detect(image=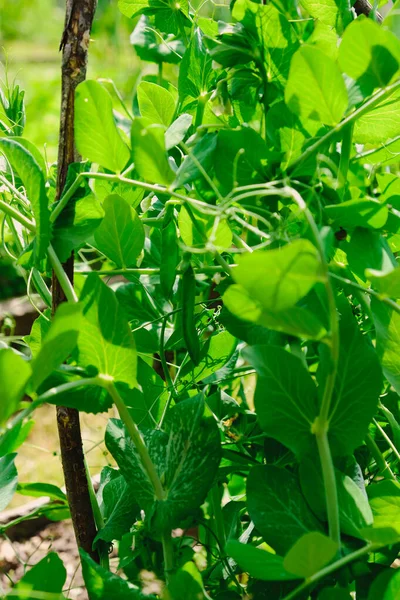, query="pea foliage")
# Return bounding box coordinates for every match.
[2,1,400,598]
